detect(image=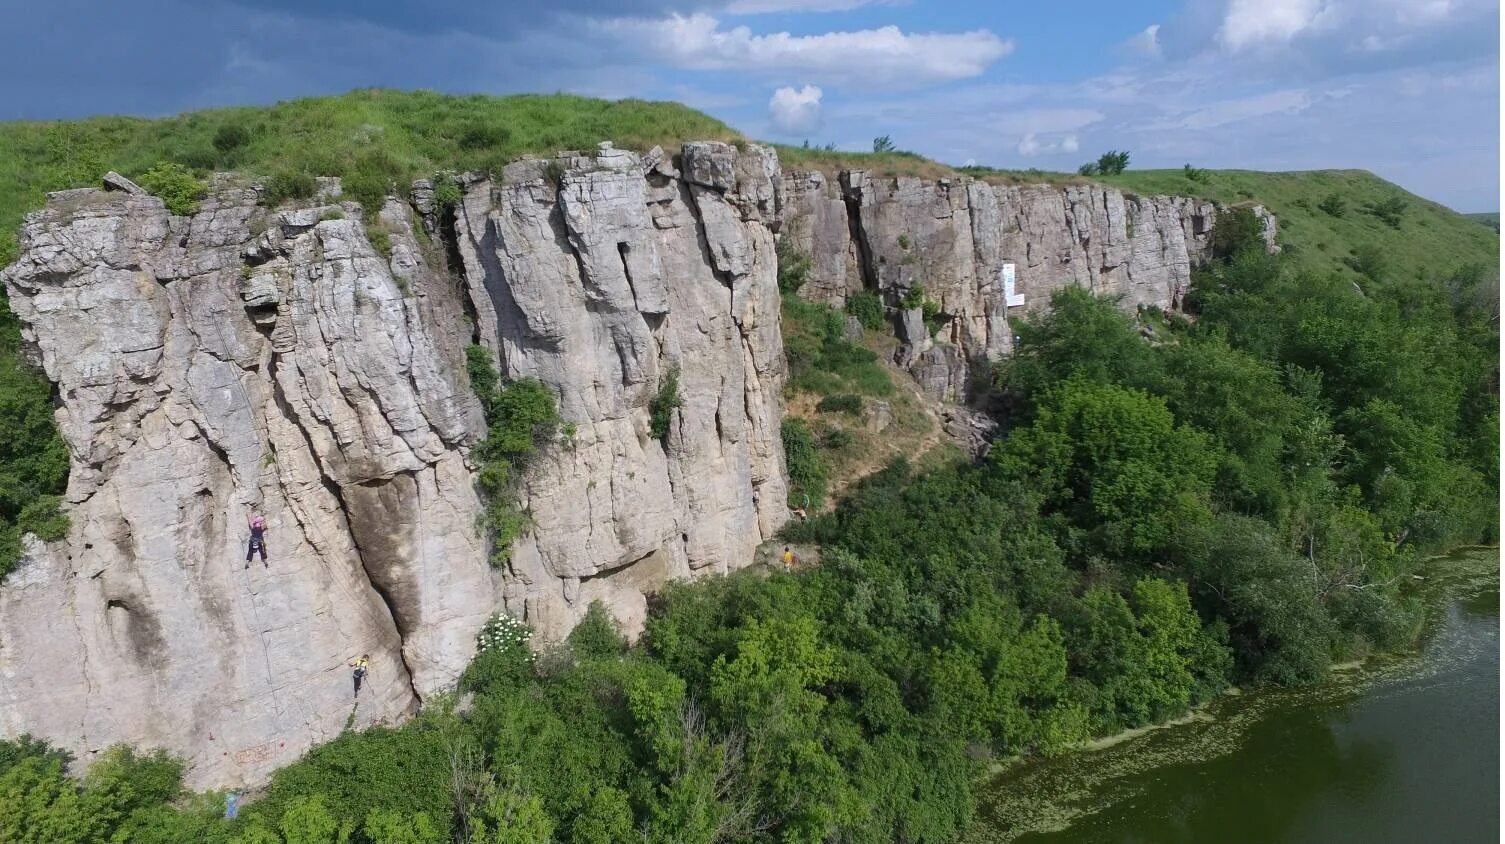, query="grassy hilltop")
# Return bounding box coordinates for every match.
[1099,168,1499,285]
[0,90,738,264]
[3,90,1496,280]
